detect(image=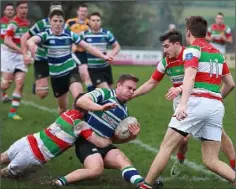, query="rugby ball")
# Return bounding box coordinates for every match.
[114,117,139,140]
